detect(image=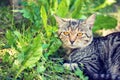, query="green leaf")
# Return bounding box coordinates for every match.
[16,52,24,64]
[6,30,16,46]
[15,46,42,79]
[40,5,47,27]
[75,68,88,80]
[52,0,58,13]
[54,64,64,73]
[40,6,51,37]
[14,34,43,79]
[56,0,70,17]
[47,38,62,56]
[71,0,83,18]
[14,31,22,40]
[20,9,32,19]
[37,64,46,73]
[93,15,117,32]
[2,52,10,63]
[42,44,49,49]
[46,25,53,37]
